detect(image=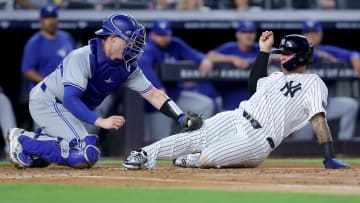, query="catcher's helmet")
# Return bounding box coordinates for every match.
[95,13,146,70]
[272,34,313,71]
